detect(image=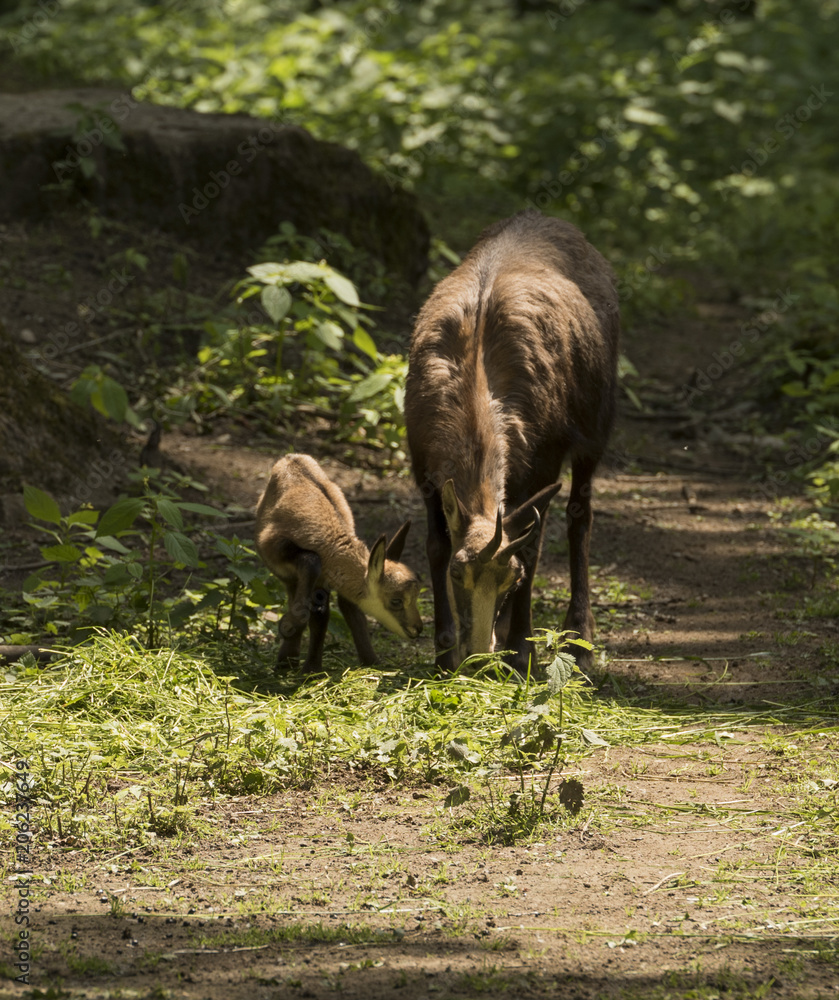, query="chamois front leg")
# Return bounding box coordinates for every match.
[337,595,377,666]
[426,492,456,670]
[276,550,322,668]
[498,520,547,674]
[563,457,596,671]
